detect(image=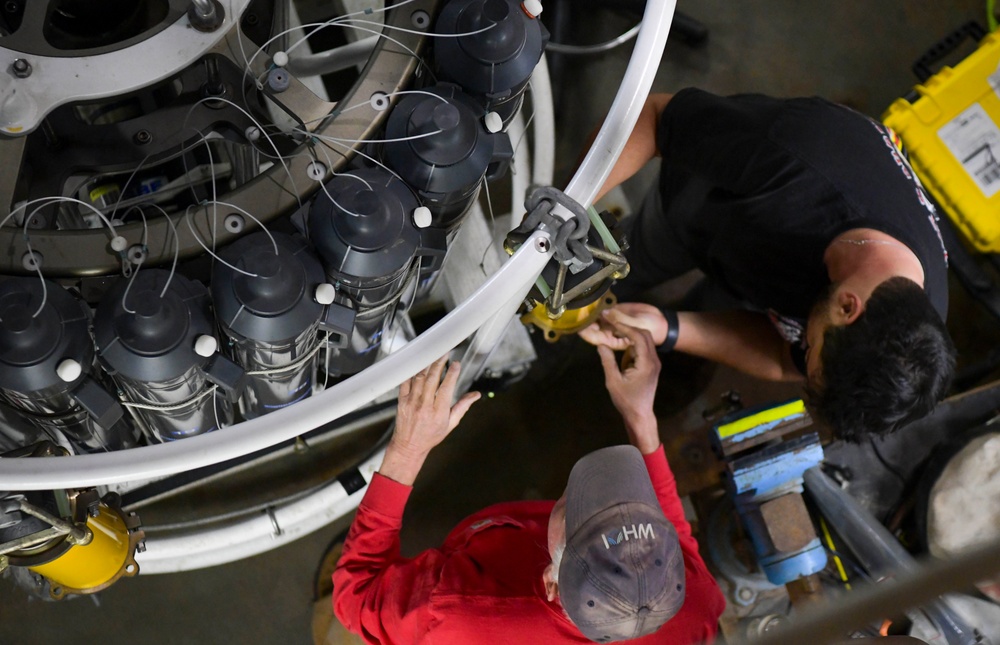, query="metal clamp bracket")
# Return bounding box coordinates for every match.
[513,186,594,267]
